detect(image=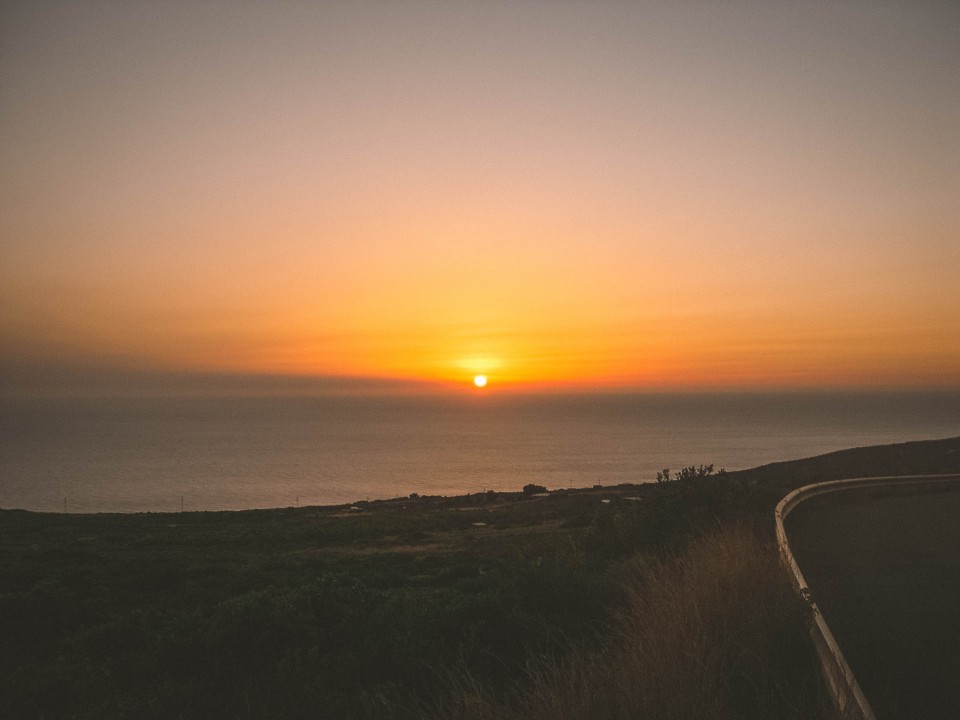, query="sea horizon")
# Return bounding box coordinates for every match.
[3,389,958,515]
